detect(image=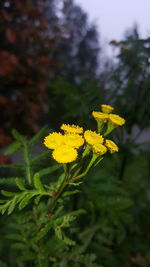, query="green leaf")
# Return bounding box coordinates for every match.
[63,190,80,197]
[54,226,63,240]
[0,177,19,185]
[54,224,75,245]
[67,209,86,217]
[0,163,24,169]
[29,127,47,147]
[53,205,64,218]
[18,194,34,210]
[12,242,26,250]
[33,173,44,191]
[15,178,26,191]
[12,129,25,143]
[34,222,53,241]
[55,173,65,190]
[39,164,61,176]
[6,234,24,241]
[0,200,6,203]
[21,250,35,261]
[8,196,17,215]
[34,195,42,205]
[0,202,10,214]
[4,141,22,155]
[69,181,83,186]
[63,234,76,246]
[1,190,16,197]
